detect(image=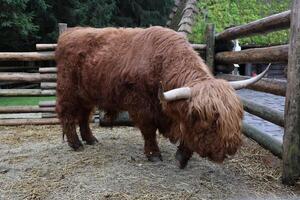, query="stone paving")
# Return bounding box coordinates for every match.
[237,89,285,143]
